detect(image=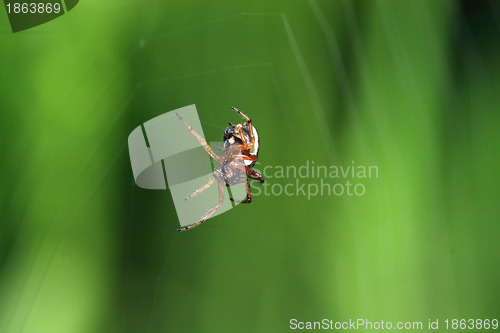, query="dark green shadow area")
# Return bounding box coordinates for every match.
[64,0,78,12]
